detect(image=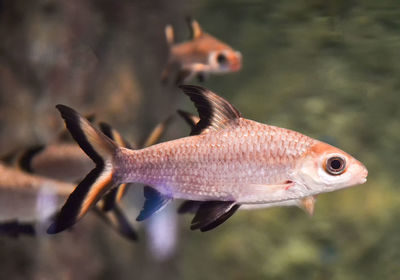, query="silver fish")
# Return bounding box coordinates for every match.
[48,85,367,233]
